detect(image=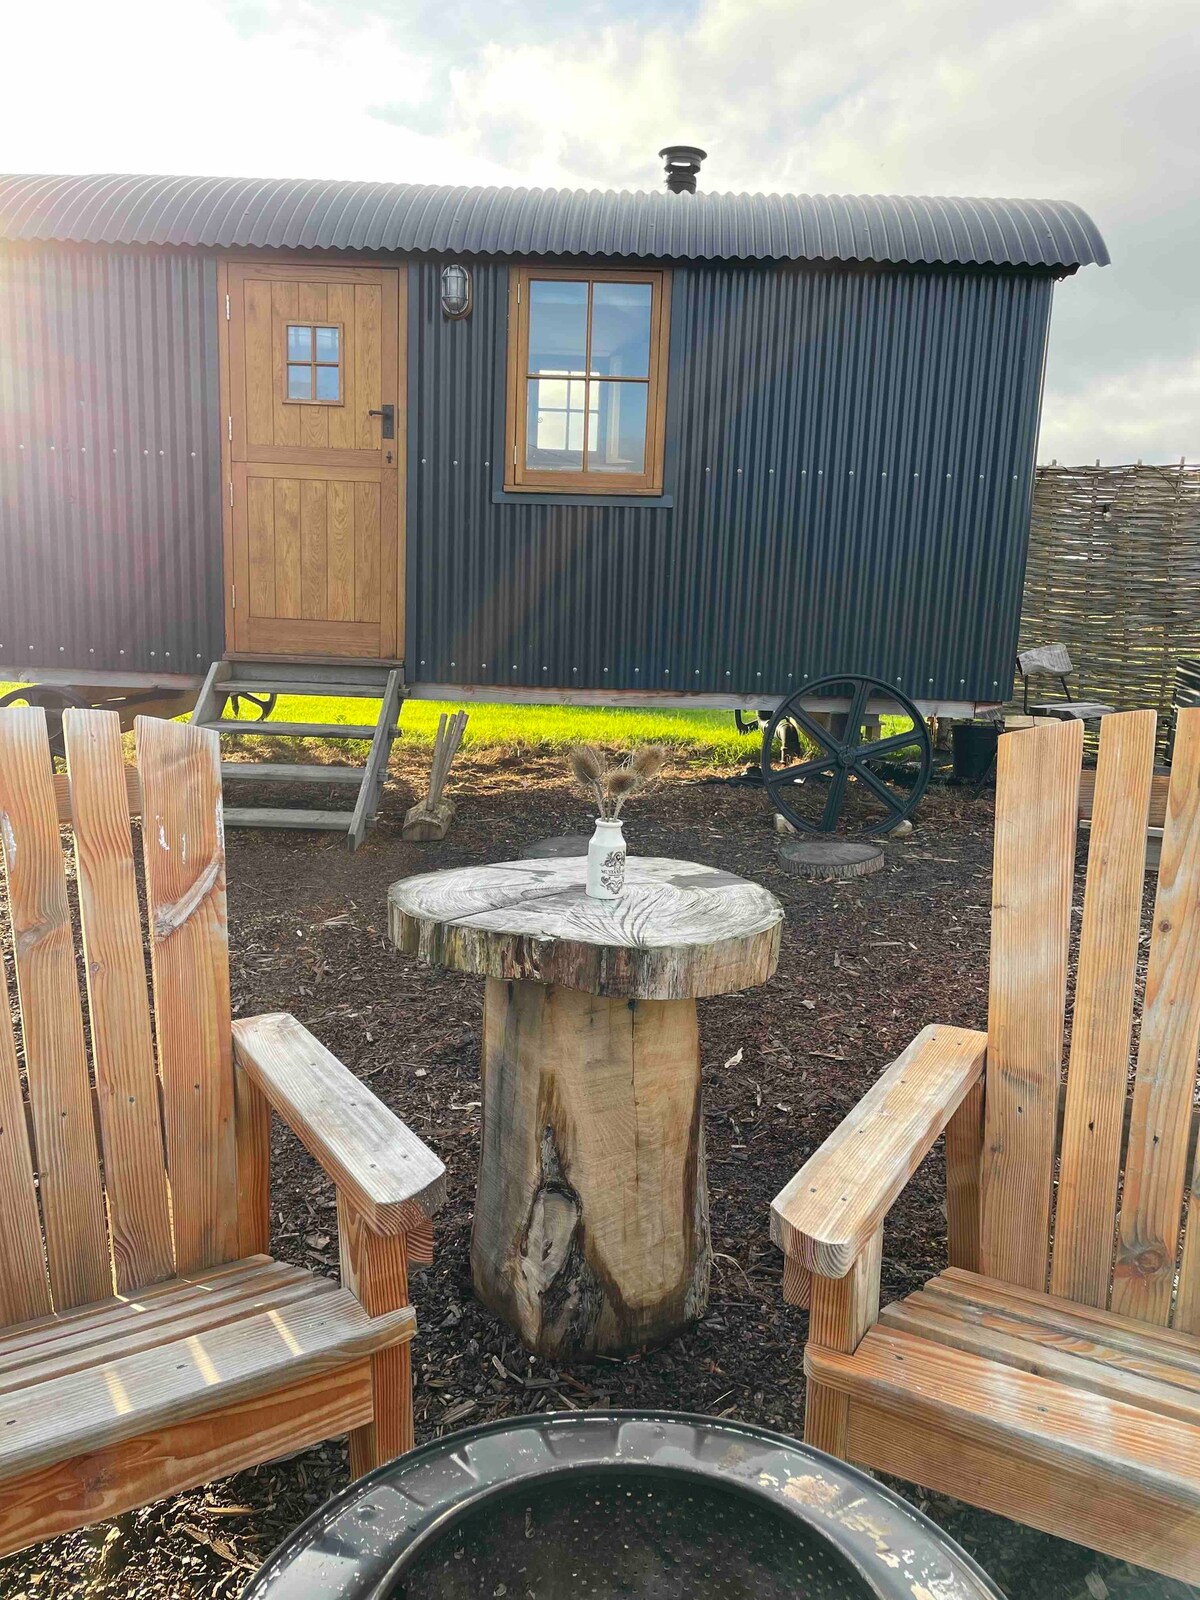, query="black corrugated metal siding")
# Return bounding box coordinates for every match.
[0,174,1109,271]
[409,259,1052,702]
[0,245,223,676]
